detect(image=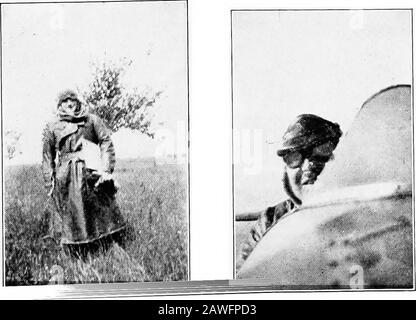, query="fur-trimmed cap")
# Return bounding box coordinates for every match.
[56,89,80,107]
